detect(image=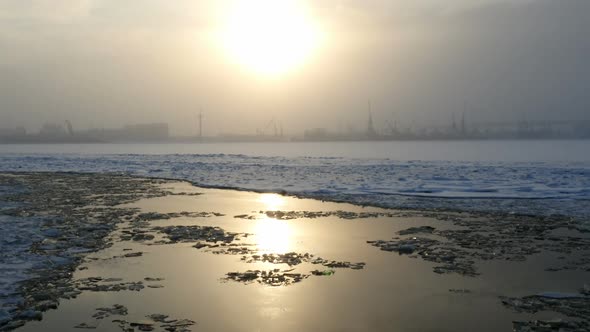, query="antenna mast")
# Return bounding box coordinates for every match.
[198,109,203,139]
